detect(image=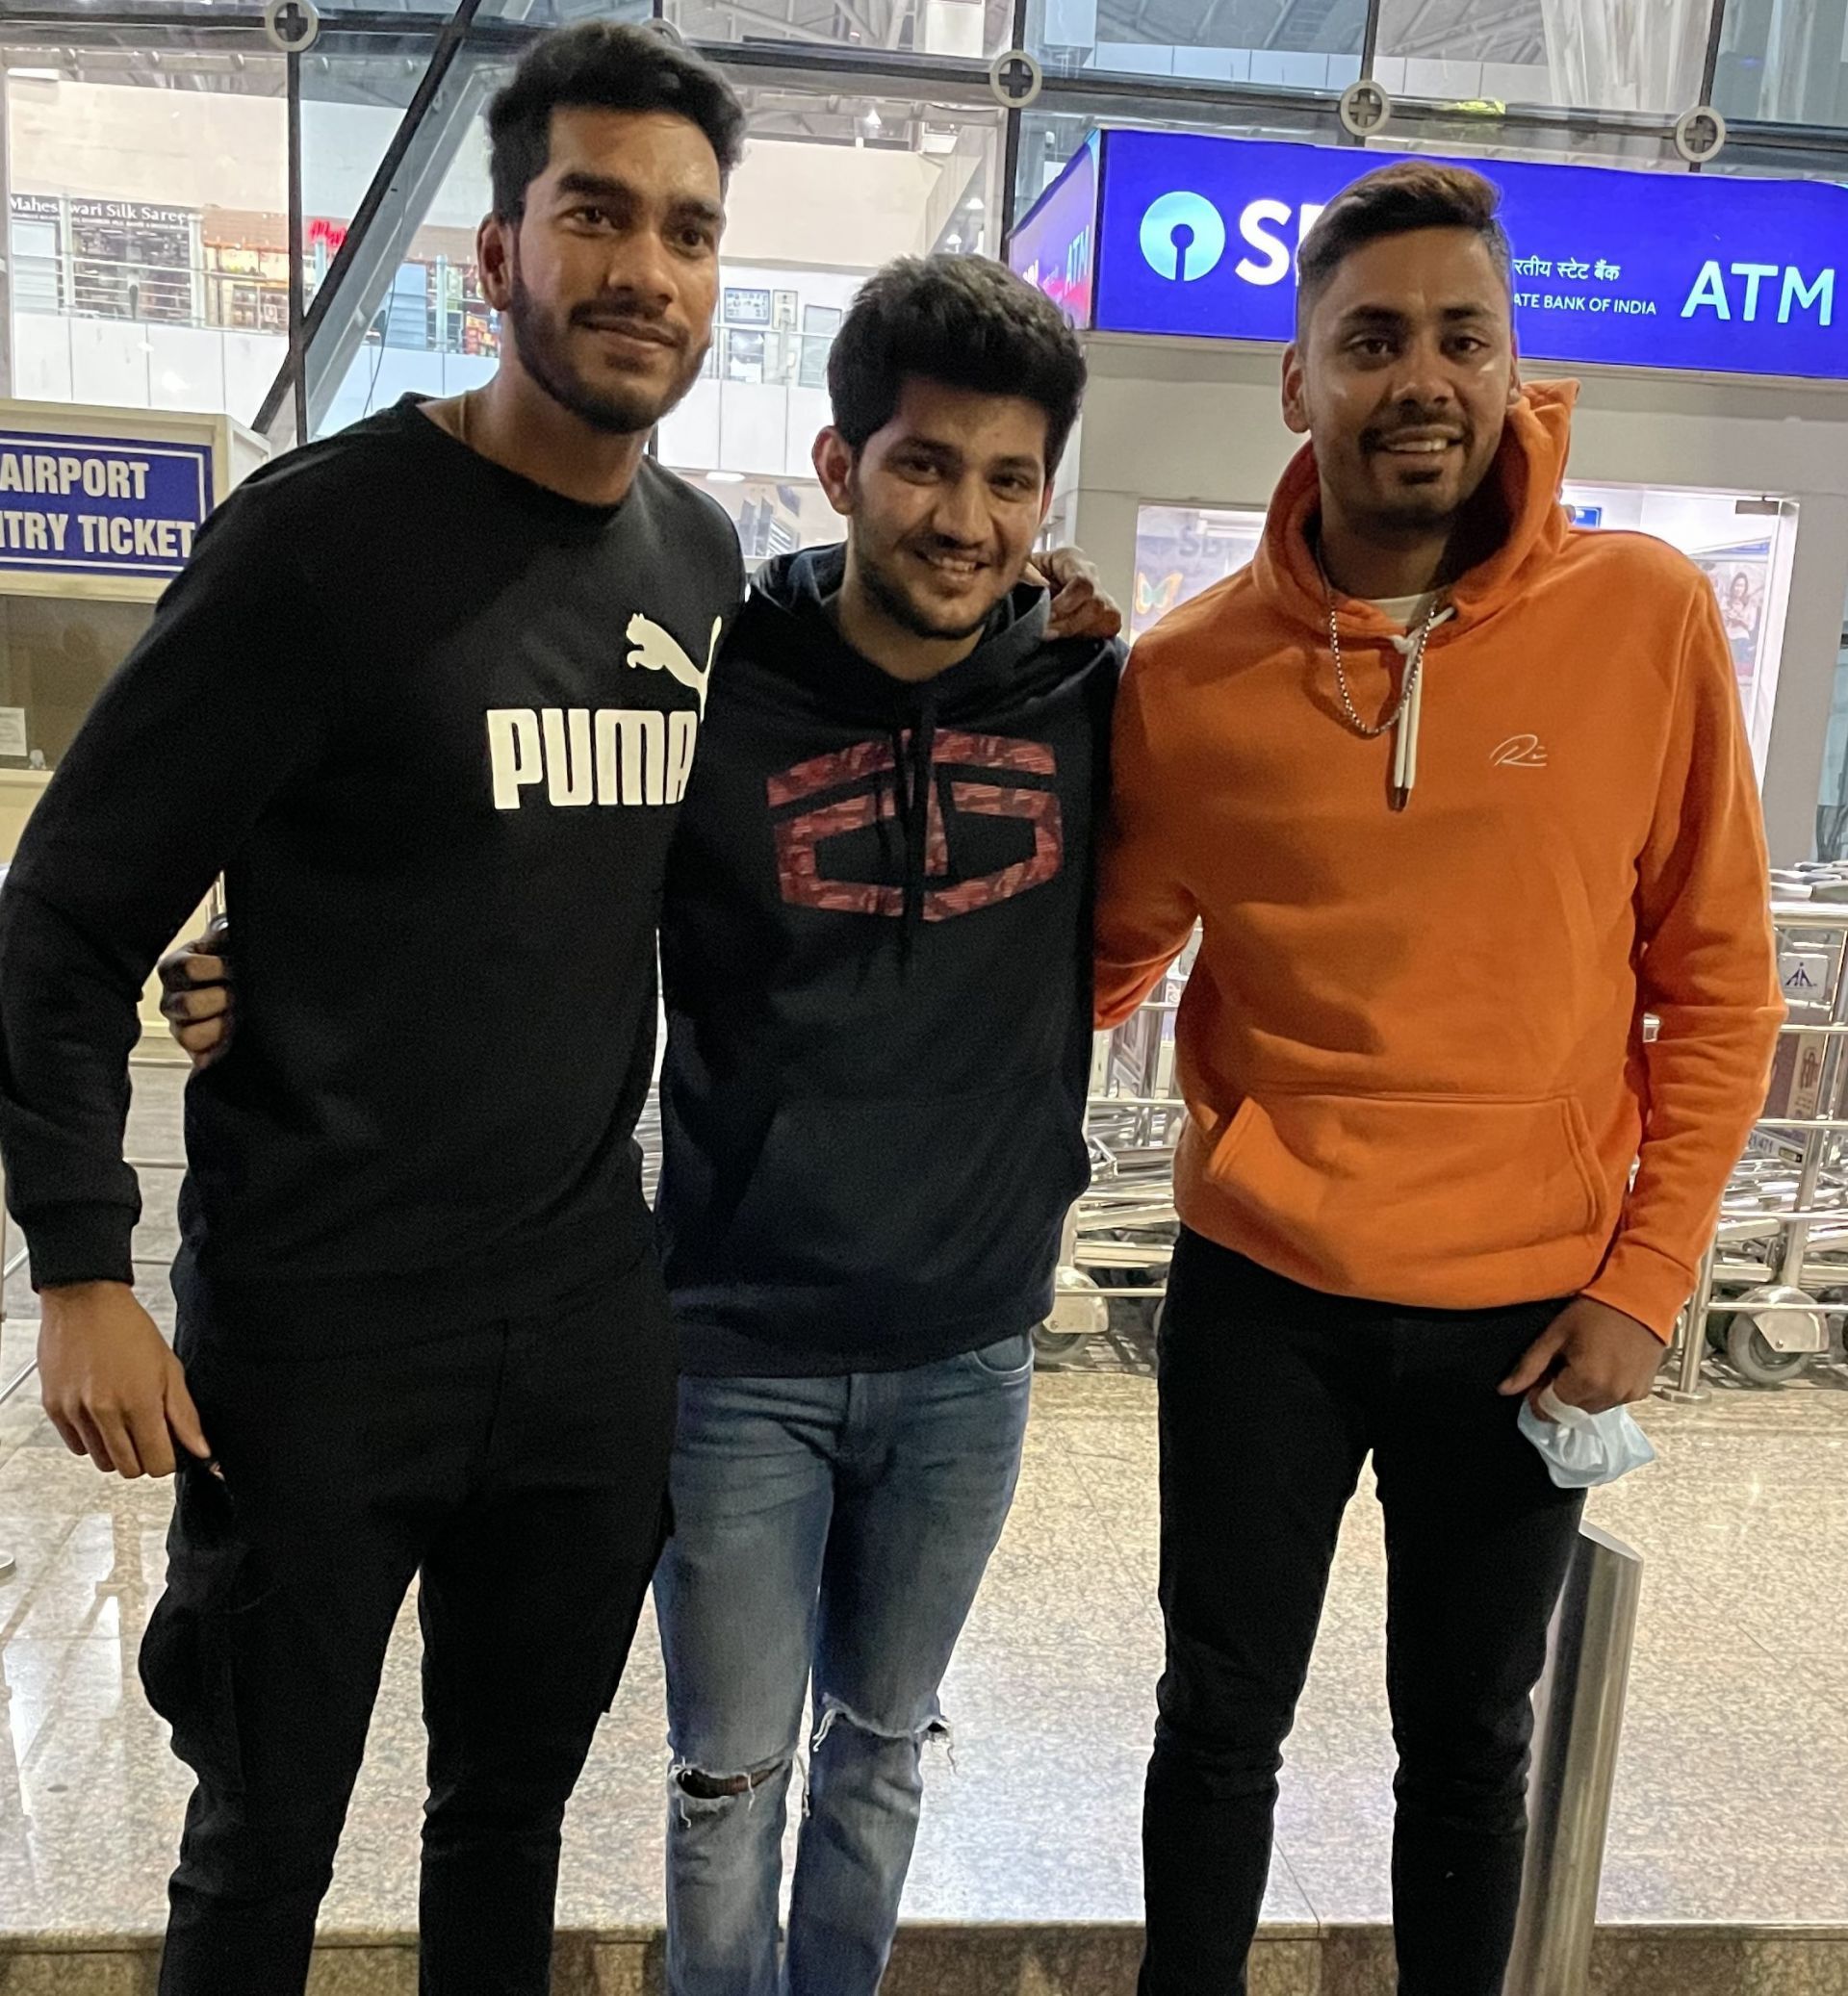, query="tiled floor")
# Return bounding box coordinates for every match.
[1,1060,1845,1975]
